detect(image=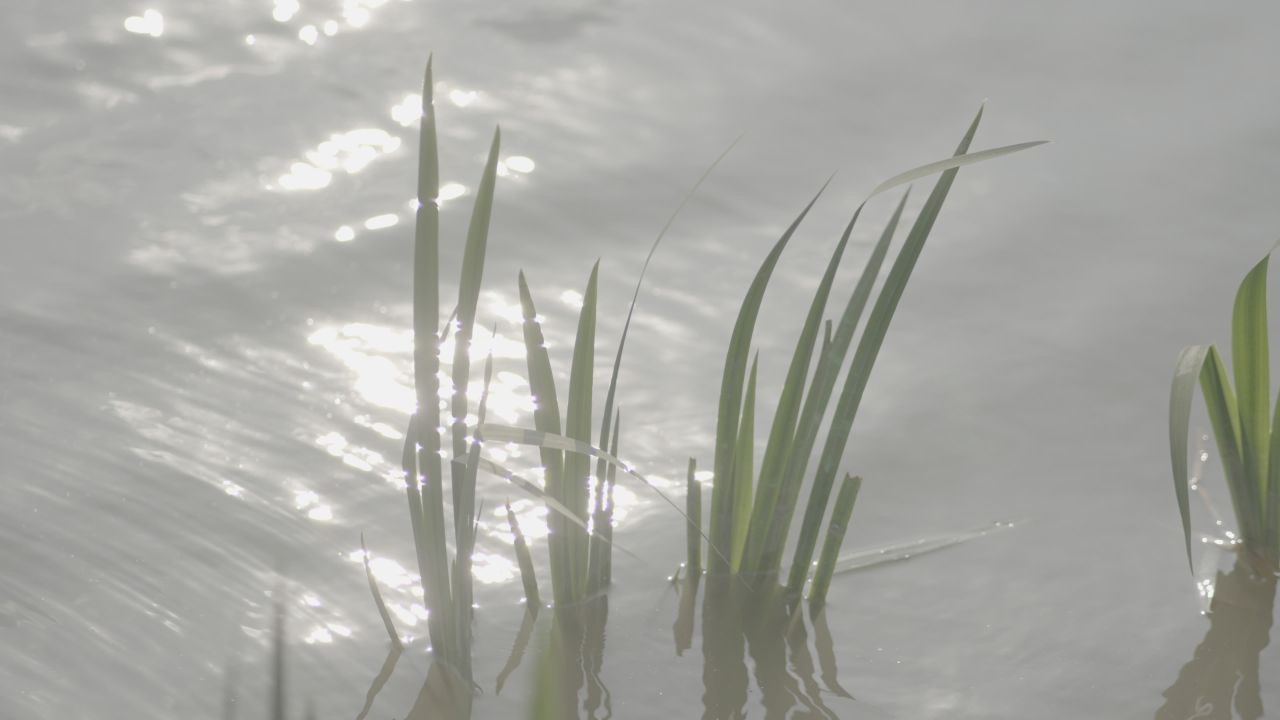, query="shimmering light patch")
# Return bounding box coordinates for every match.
[438,182,467,205]
[298,24,319,45]
[471,552,518,585]
[222,481,245,498]
[354,414,402,439]
[364,213,399,230]
[309,323,414,412]
[559,290,584,309]
[493,500,550,542]
[273,0,300,22]
[694,470,714,482]
[367,556,415,589]
[389,603,418,627]
[276,129,401,191]
[314,431,388,474]
[295,490,320,509]
[308,505,334,521]
[244,34,256,45]
[323,20,339,35]
[304,626,334,644]
[124,9,164,37]
[341,0,388,27]
[334,225,356,242]
[505,155,535,173]
[302,593,322,608]
[391,94,422,127]
[448,89,478,108]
